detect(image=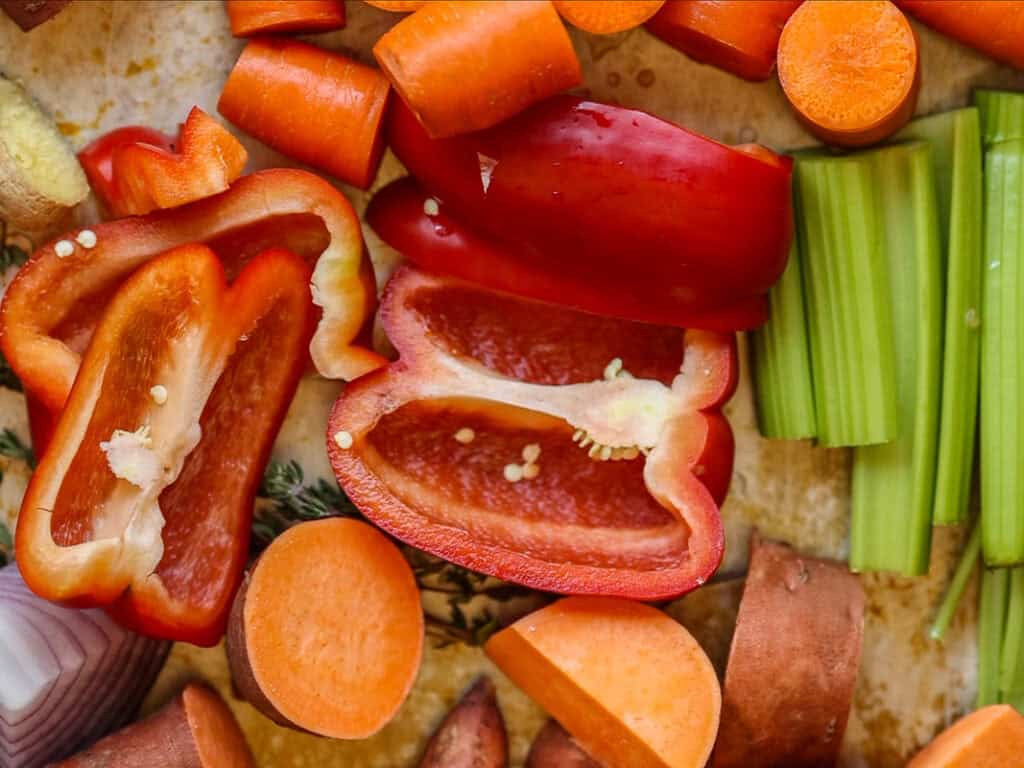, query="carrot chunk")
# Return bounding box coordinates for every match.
[218,39,390,189]
[908,705,1024,768]
[373,0,581,138]
[225,0,345,36]
[226,518,423,739]
[486,596,720,768]
[554,1,665,34]
[896,1,1024,70]
[777,0,920,147]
